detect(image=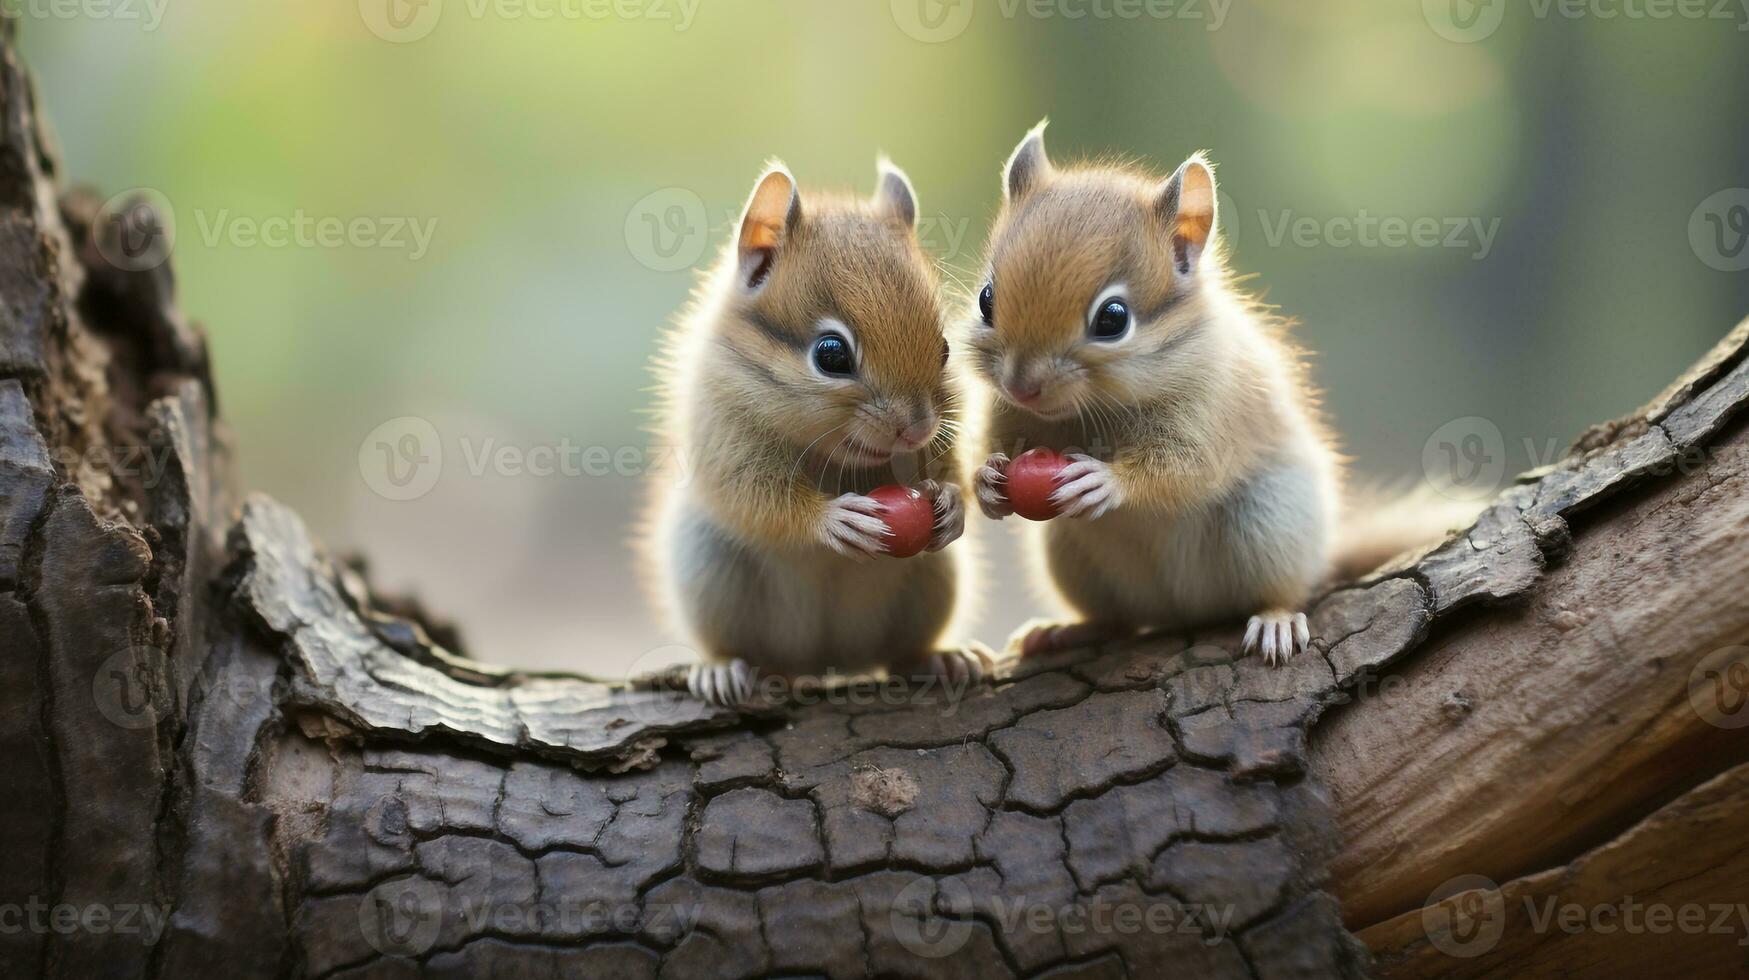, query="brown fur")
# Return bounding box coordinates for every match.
[965,150,1319,515]
[966,126,1342,642]
[640,161,973,674]
[651,170,963,548]
[966,125,1468,644]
